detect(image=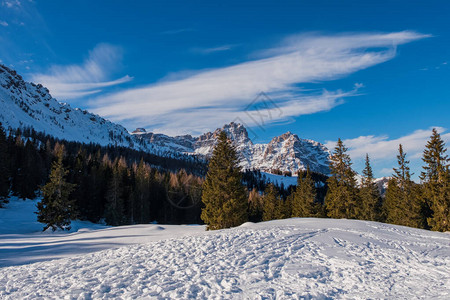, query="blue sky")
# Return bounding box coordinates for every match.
[1,0,449,178]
